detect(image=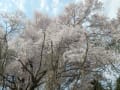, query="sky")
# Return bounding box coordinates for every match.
[0,0,120,18]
